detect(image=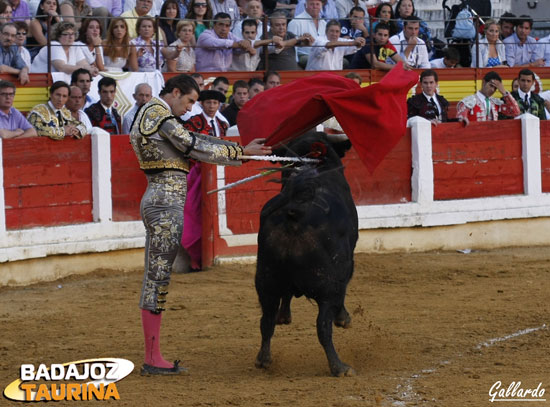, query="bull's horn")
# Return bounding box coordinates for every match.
[325,134,349,142]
